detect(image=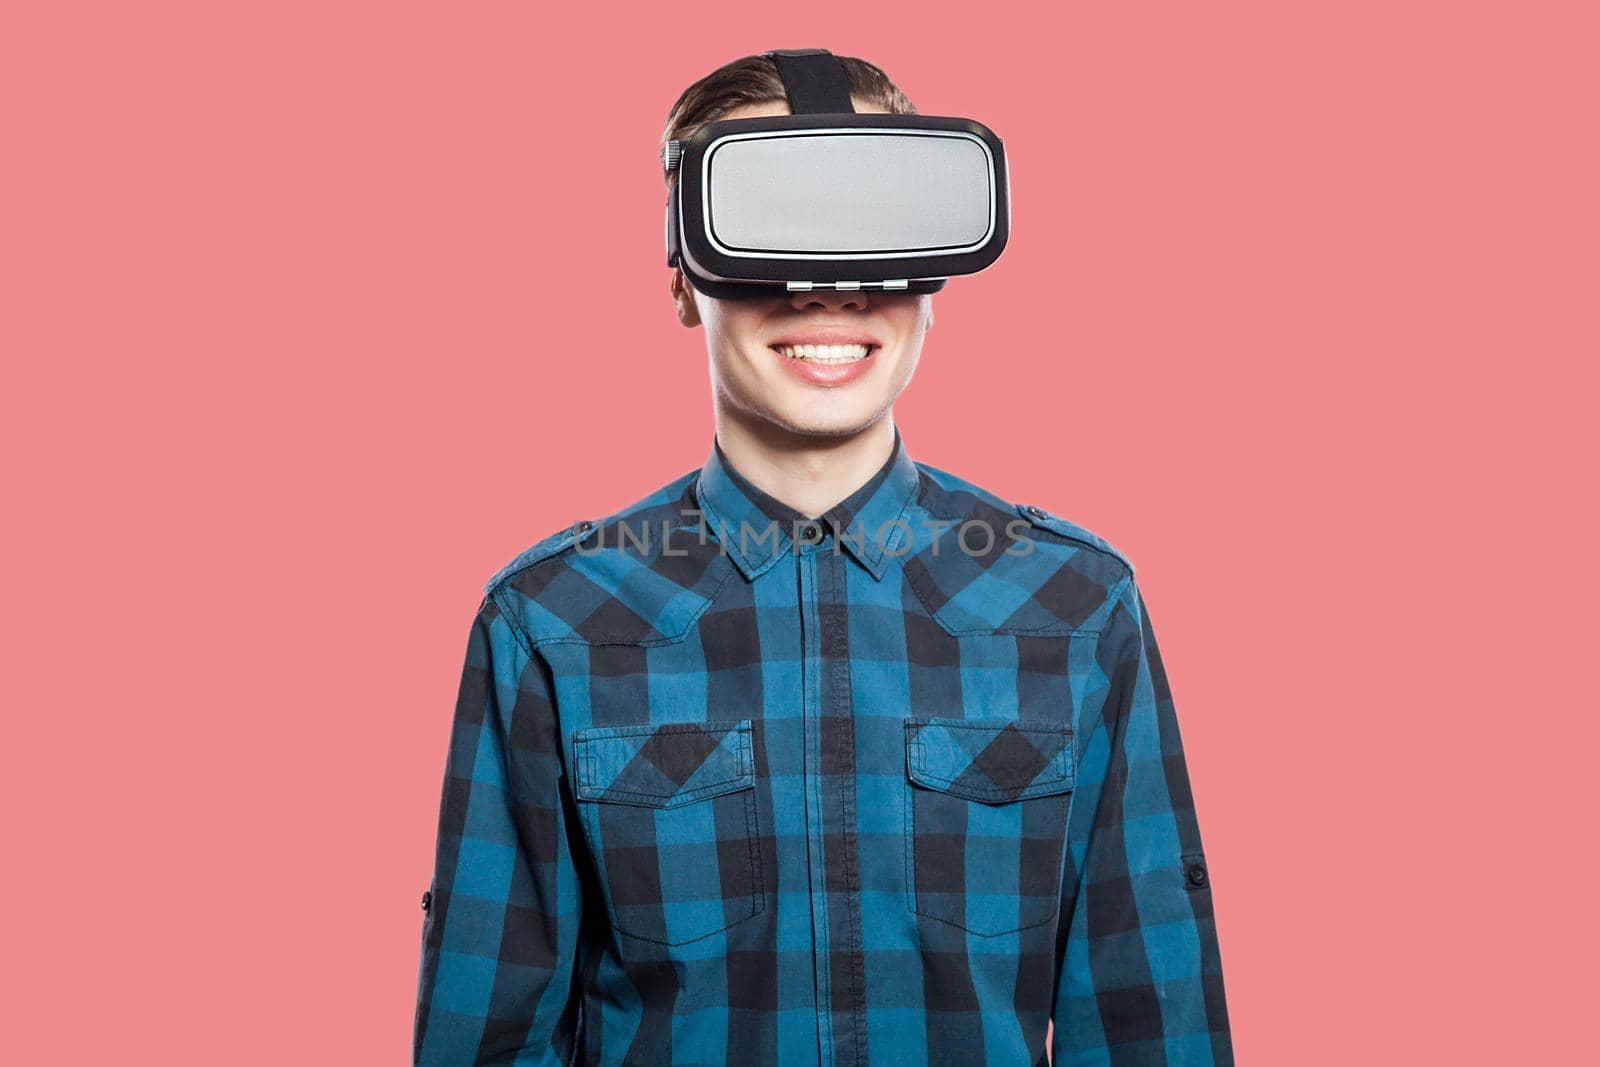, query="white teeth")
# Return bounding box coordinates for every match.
[775,343,872,363]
